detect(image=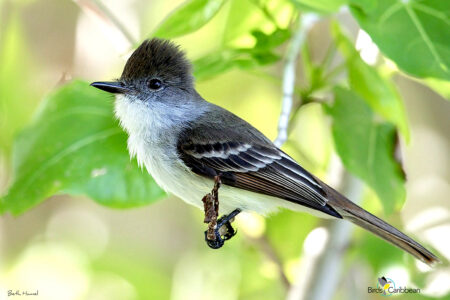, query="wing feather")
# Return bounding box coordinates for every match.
[179,141,328,208]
